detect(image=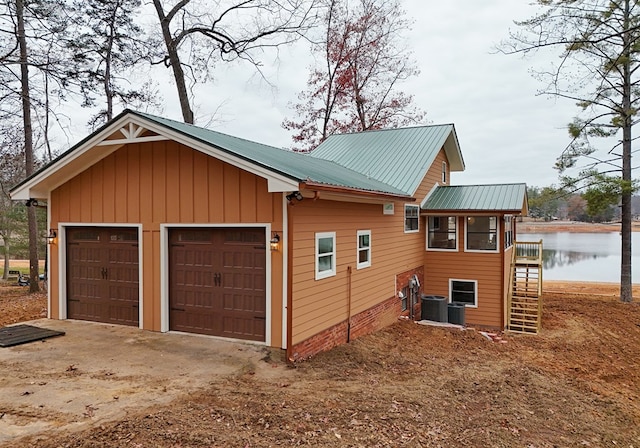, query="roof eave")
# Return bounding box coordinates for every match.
[301,181,414,201]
